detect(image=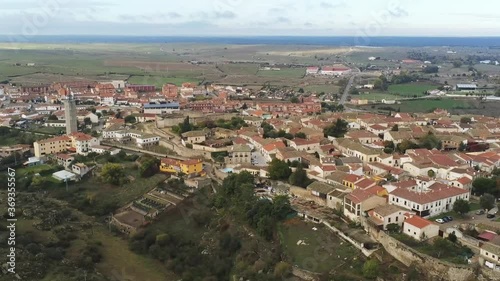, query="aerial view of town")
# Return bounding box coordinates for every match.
[1,1,500,281]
